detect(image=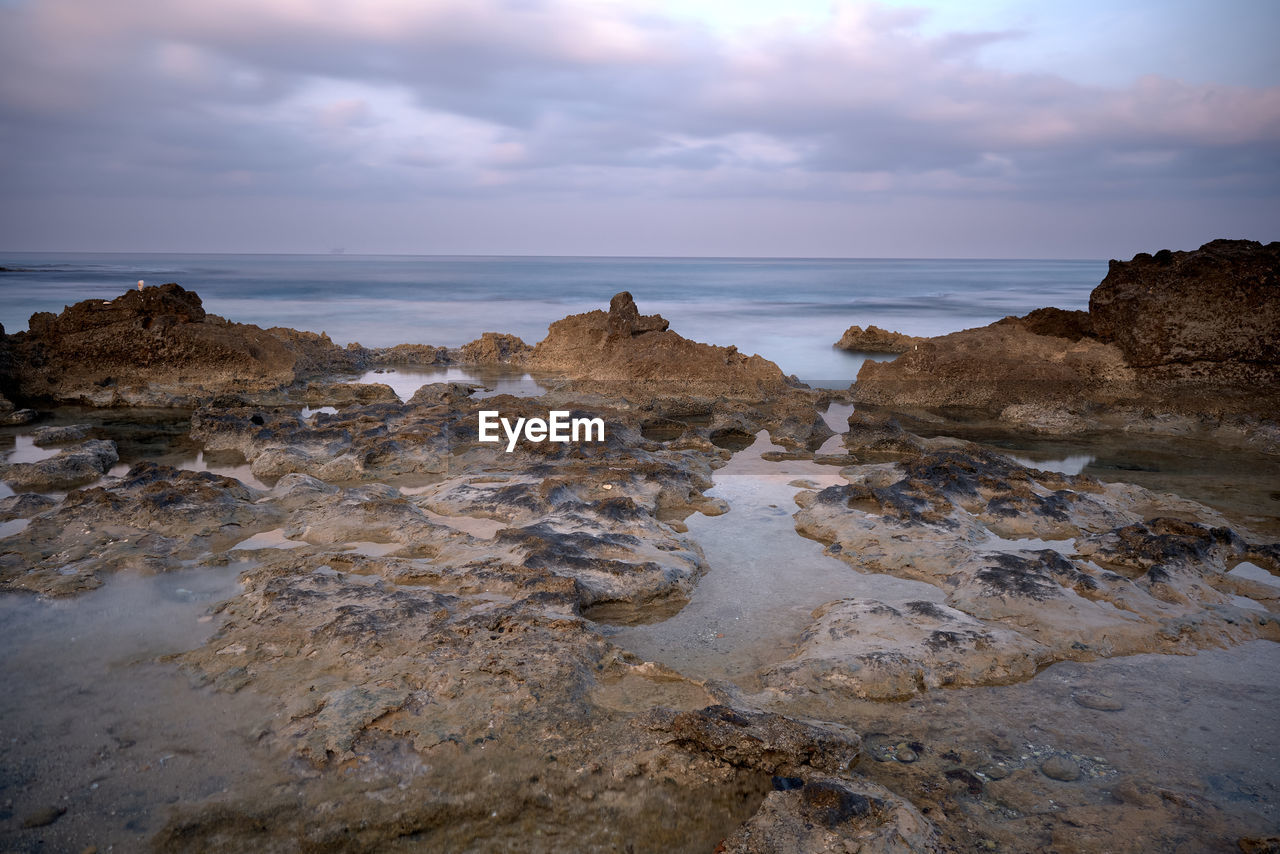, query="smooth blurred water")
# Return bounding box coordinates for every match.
[0,253,1105,384]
